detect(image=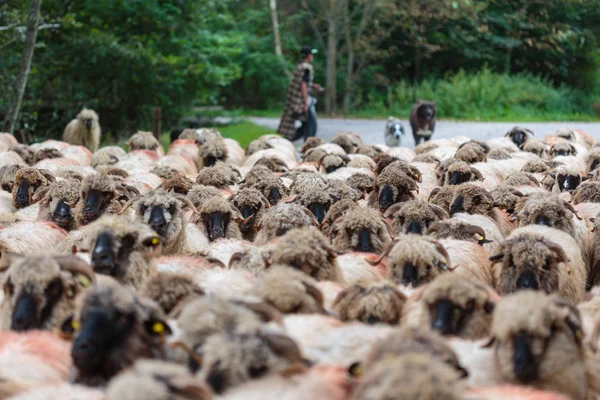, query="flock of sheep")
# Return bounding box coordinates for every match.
[1,108,600,400]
